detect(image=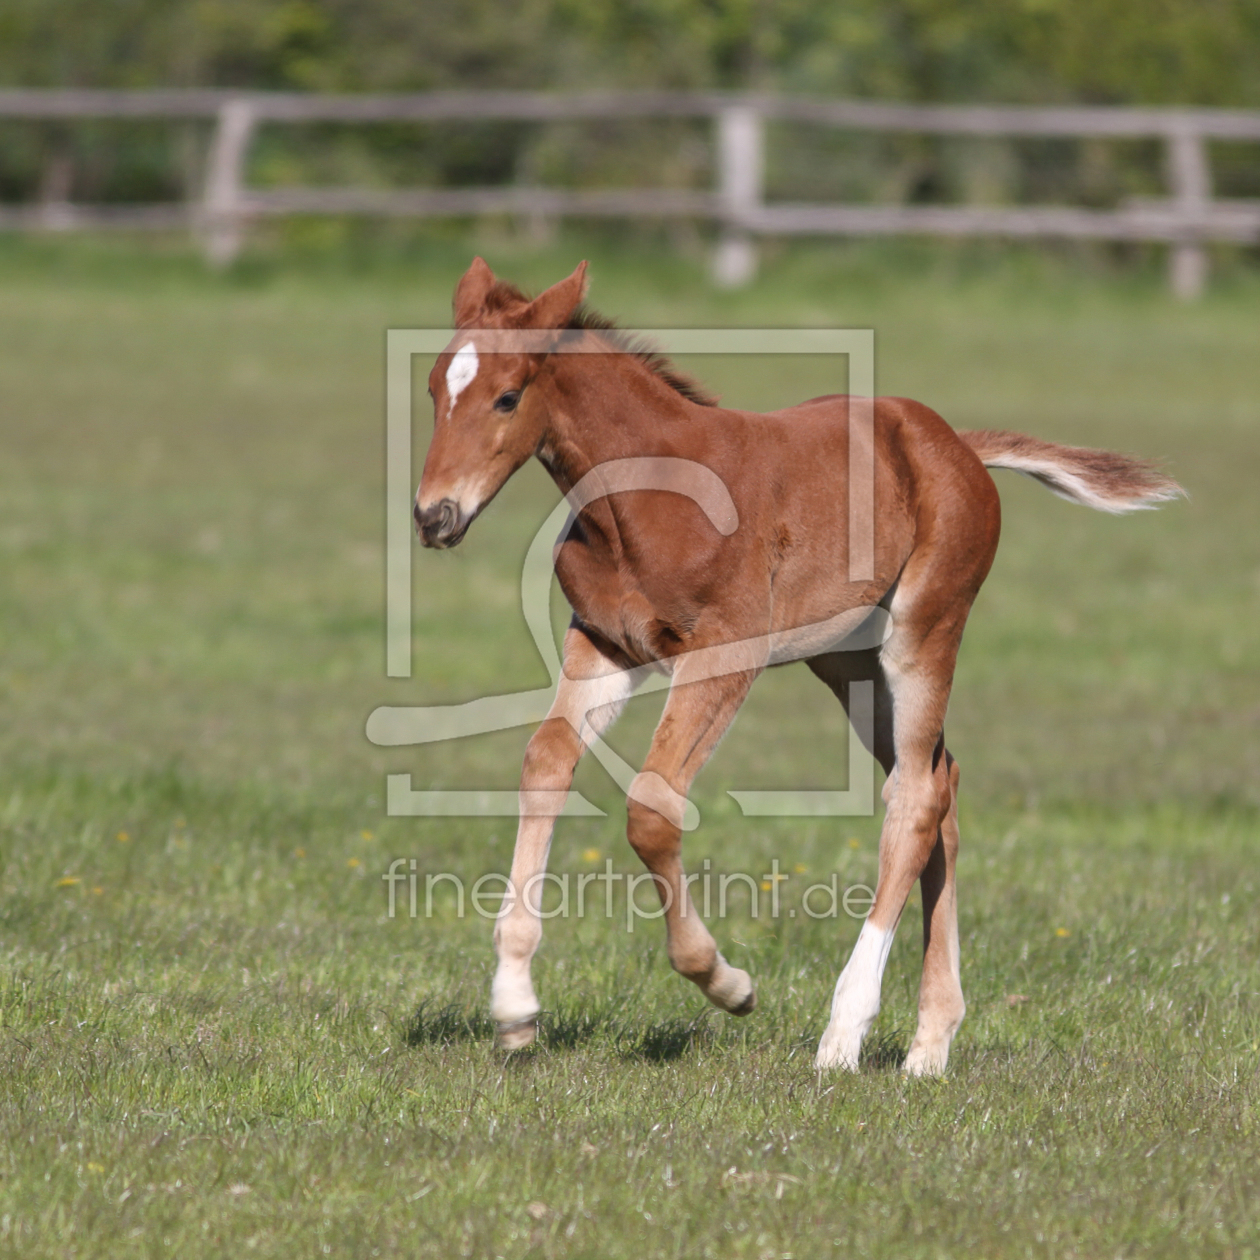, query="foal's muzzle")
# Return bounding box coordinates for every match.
[414,497,470,549]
